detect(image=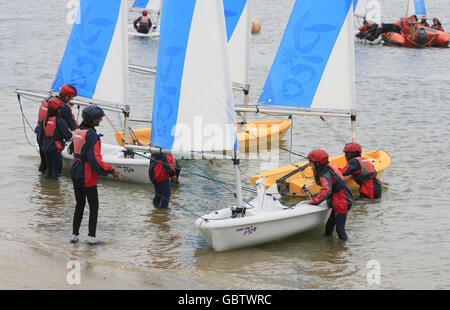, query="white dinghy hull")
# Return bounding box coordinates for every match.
[61,143,151,184]
[195,185,331,252]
